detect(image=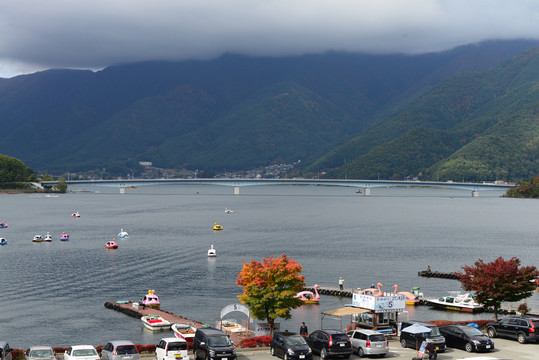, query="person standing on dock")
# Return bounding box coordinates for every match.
[338,277,344,290]
[300,322,308,335]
